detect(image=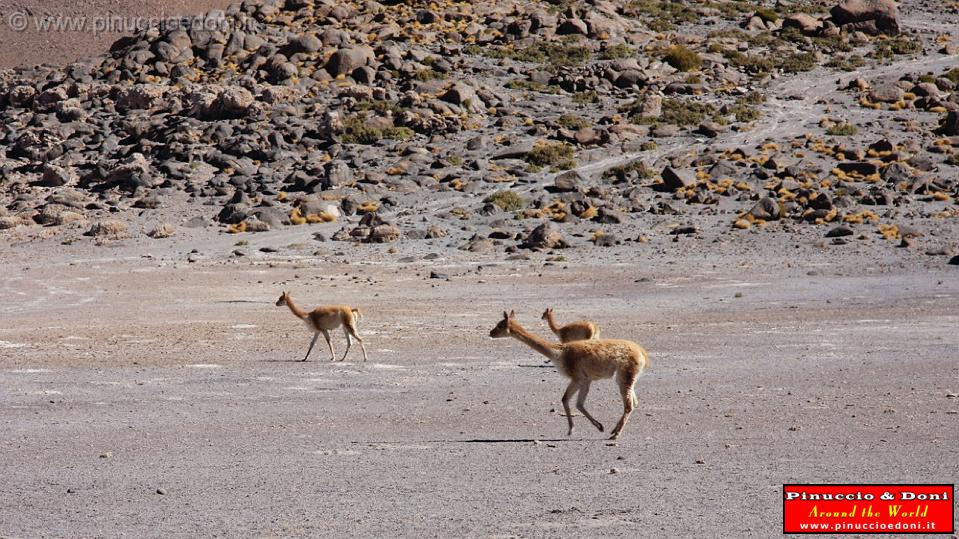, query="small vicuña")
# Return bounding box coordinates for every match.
[276,291,368,362]
[490,310,648,440]
[542,307,600,343]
